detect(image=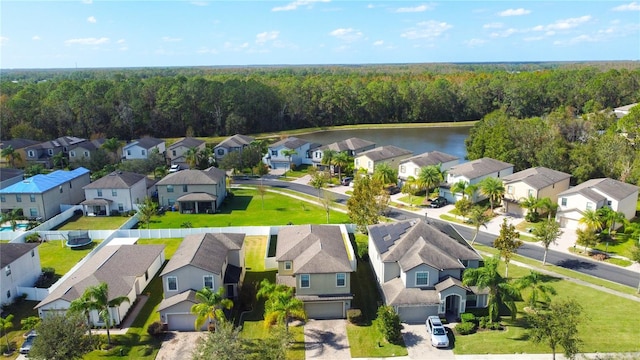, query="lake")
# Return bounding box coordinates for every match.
[297,126,472,160]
